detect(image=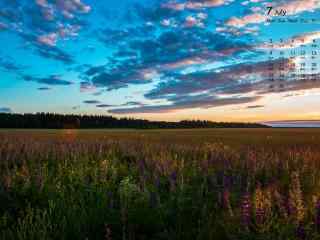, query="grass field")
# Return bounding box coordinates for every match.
[1,129,320,239]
